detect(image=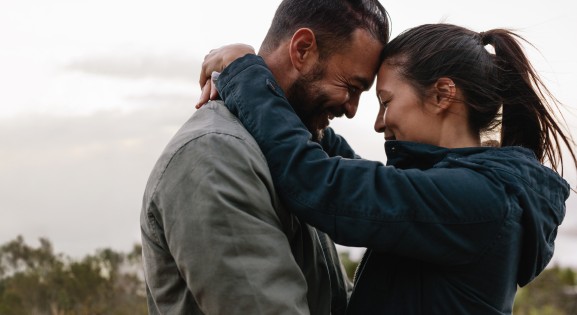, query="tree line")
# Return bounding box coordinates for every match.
[0,236,146,314]
[0,236,575,314]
